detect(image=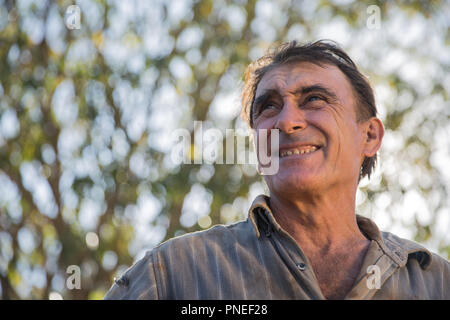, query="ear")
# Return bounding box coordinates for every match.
[361,117,384,157]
